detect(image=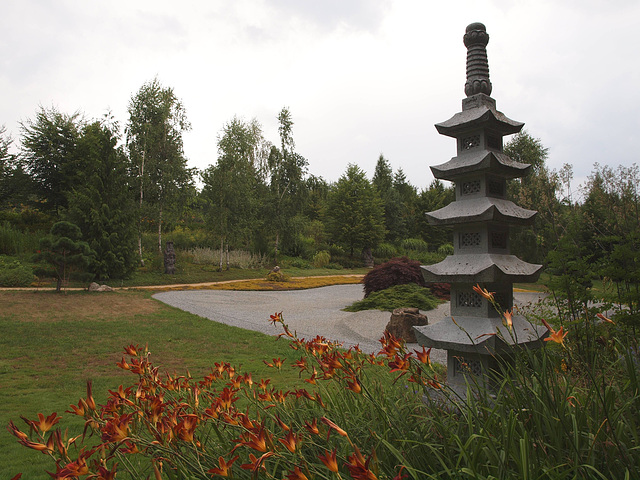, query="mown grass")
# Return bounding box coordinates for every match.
[0,289,307,478]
